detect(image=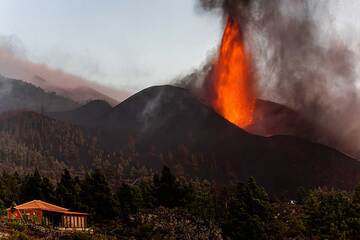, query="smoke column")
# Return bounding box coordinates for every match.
[183,0,360,158]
